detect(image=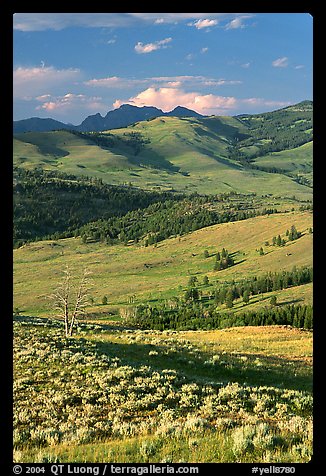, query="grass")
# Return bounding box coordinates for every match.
[13,210,313,316]
[13,117,313,199]
[17,430,312,463]
[85,325,312,392]
[13,319,312,463]
[252,142,313,185]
